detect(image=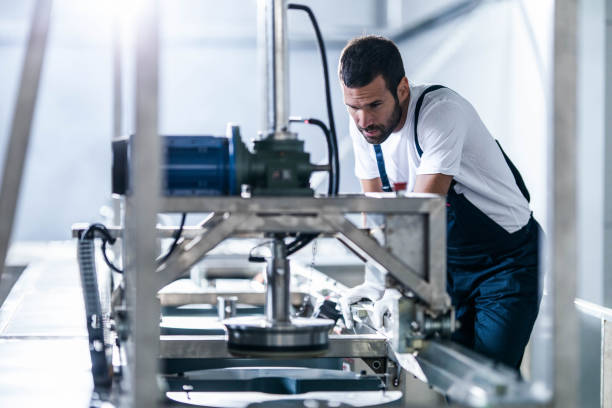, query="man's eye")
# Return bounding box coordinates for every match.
[371,103,381,108]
